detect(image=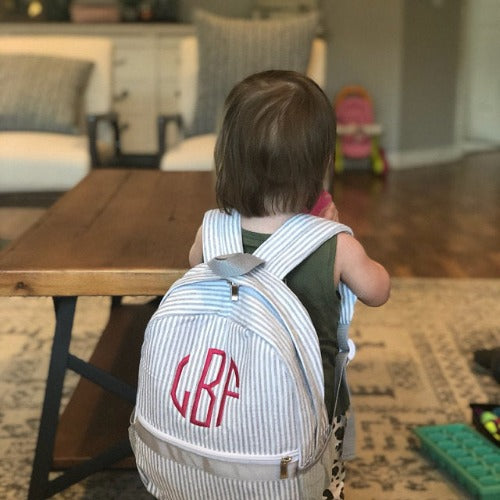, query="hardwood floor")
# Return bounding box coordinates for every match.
[333,150,500,278]
[0,151,499,278]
